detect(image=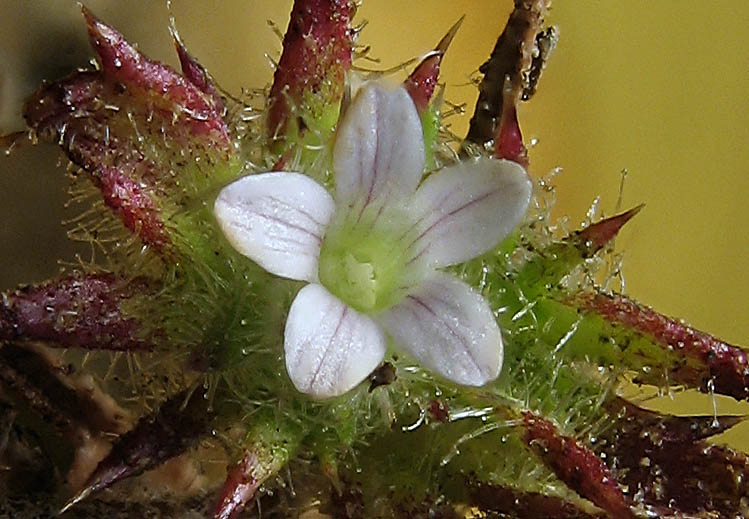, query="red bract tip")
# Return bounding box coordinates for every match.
[495,103,528,166]
[599,400,749,516]
[213,420,303,519]
[575,204,644,255]
[24,73,173,252]
[605,398,744,445]
[82,6,228,141]
[522,412,634,519]
[25,9,237,255]
[0,273,156,351]
[404,54,441,114]
[573,291,749,400]
[464,0,554,166]
[98,166,172,253]
[268,0,355,138]
[404,17,463,113]
[213,452,260,519]
[173,31,225,113]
